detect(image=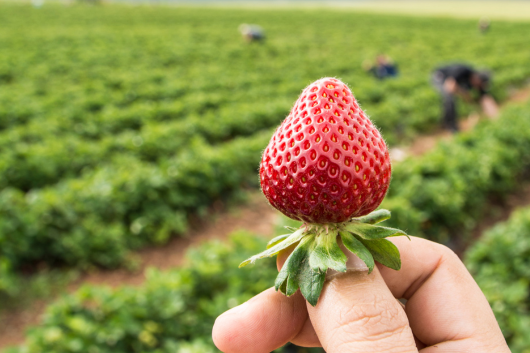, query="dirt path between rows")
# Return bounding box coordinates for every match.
[1,86,530,351]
